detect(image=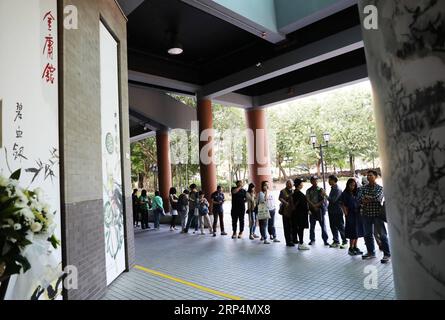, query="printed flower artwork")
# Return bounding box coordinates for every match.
[0,169,60,280]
